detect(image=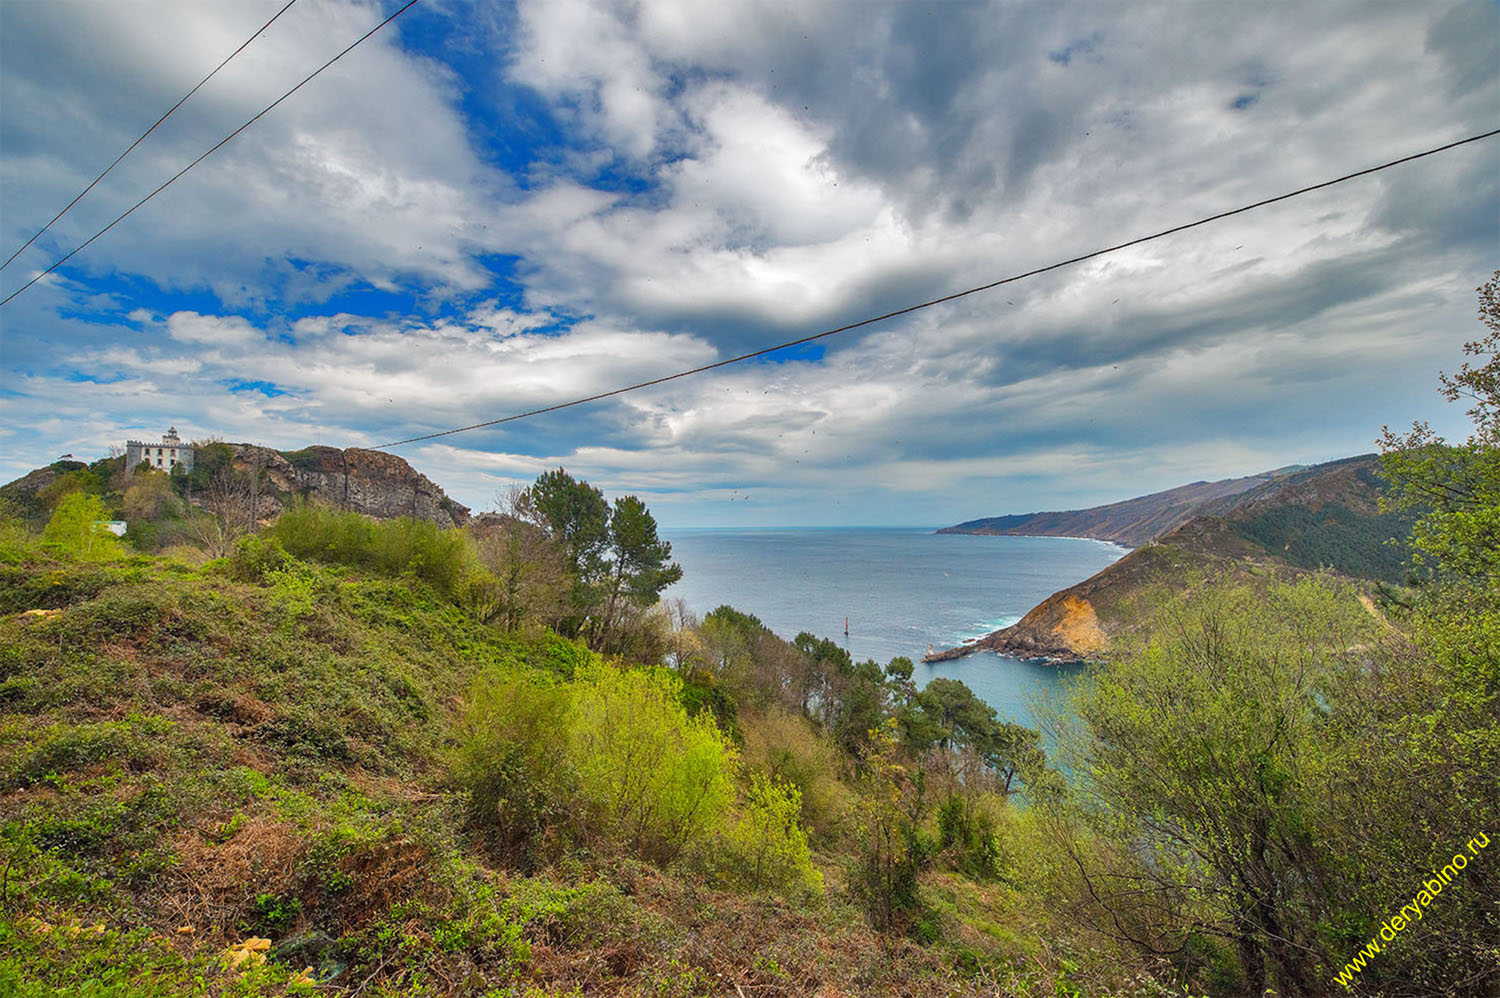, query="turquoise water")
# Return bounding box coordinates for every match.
[661,528,1126,728]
